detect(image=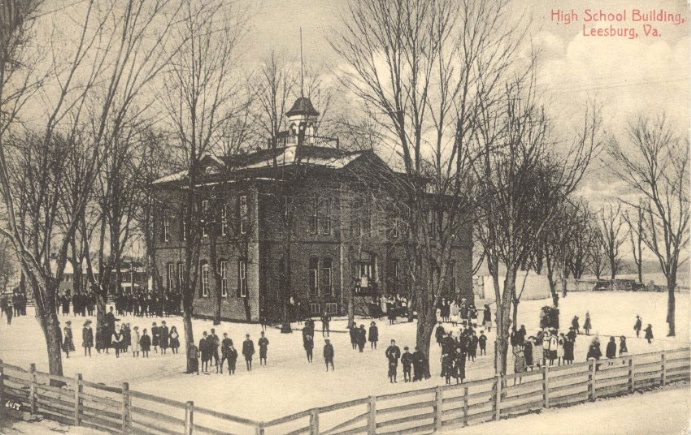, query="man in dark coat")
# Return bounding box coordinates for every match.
[435,323,445,346]
[412,347,425,381]
[303,330,314,362]
[199,331,210,373]
[220,333,233,374]
[323,338,334,371]
[605,336,617,362]
[634,315,642,338]
[242,334,255,371]
[349,321,358,349]
[258,331,269,365]
[151,322,160,353]
[105,306,118,353]
[356,324,367,352]
[368,322,379,349]
[401,347,413,382]
[385,339,401,383]
[227,343,238,375]
[209,329,220,372]
[320,312,331,337]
